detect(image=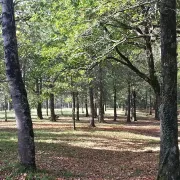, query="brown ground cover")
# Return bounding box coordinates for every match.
[0,113,160,179]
